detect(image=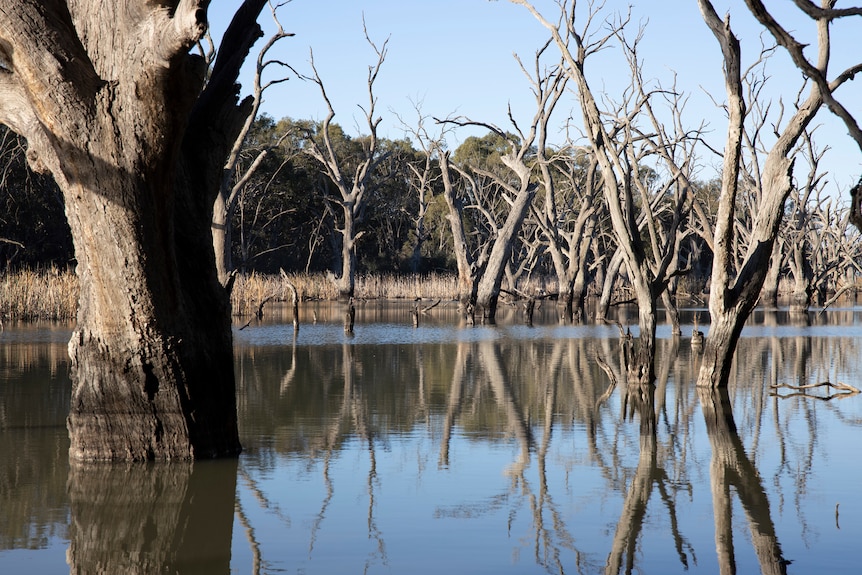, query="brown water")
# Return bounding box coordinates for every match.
[2,303,862,574]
